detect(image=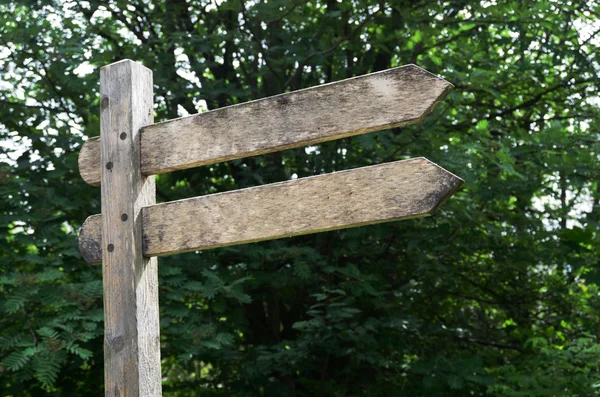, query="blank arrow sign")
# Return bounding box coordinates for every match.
[79,158,462,264]
[78,65,453,186]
